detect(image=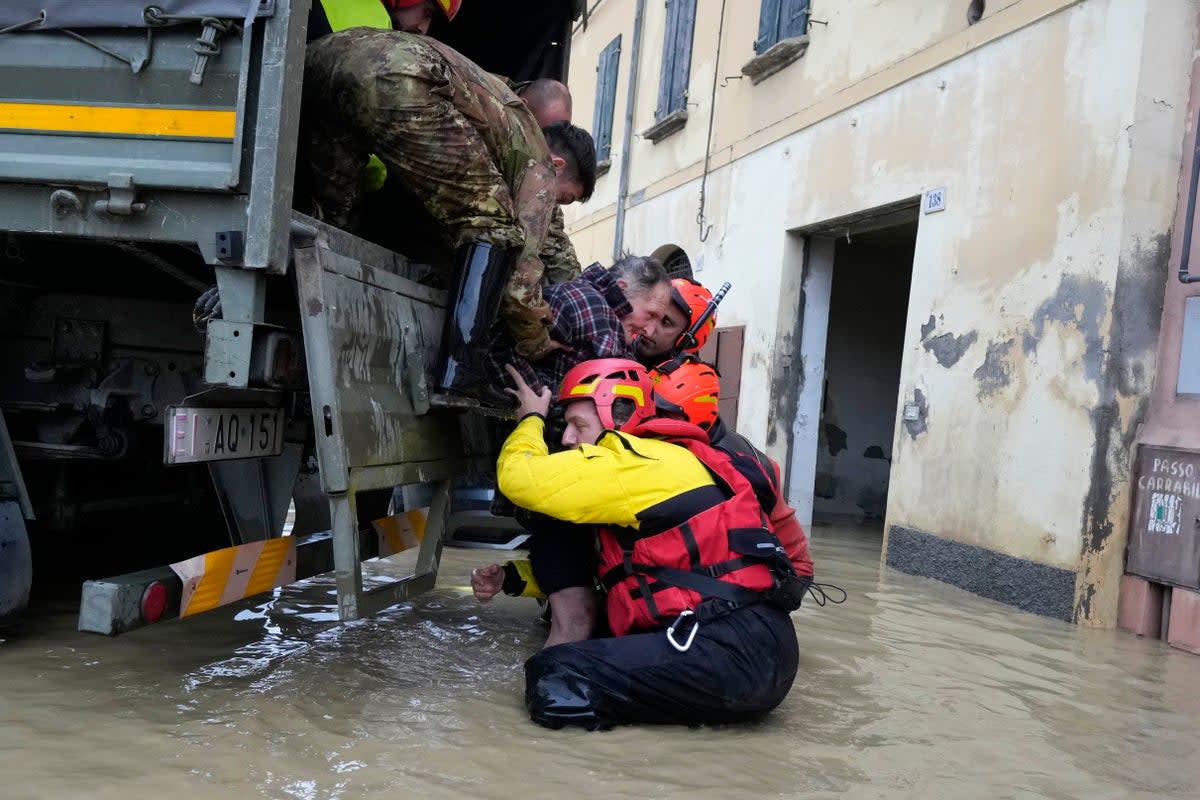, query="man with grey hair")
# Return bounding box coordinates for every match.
[494,254,672,394]
[486,254,671,645]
